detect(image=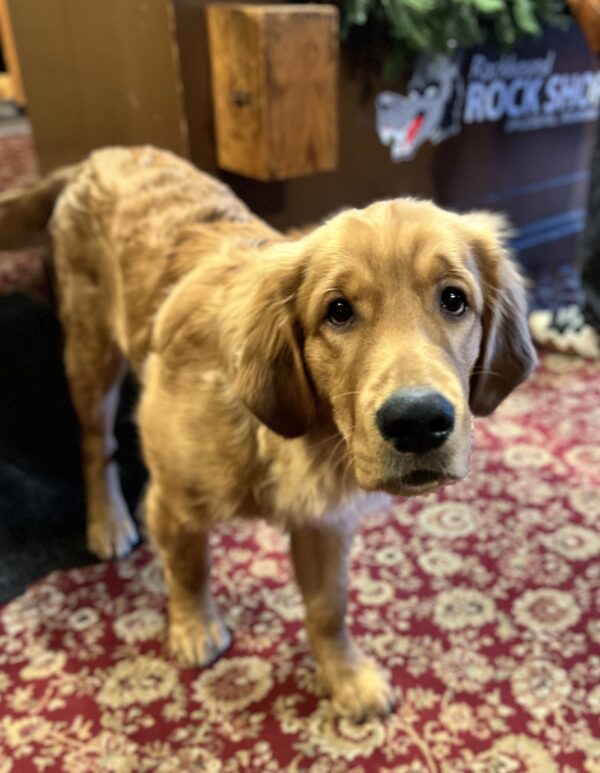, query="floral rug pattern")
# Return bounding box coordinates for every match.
[0,130,48,299]
[1,353,599,771]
